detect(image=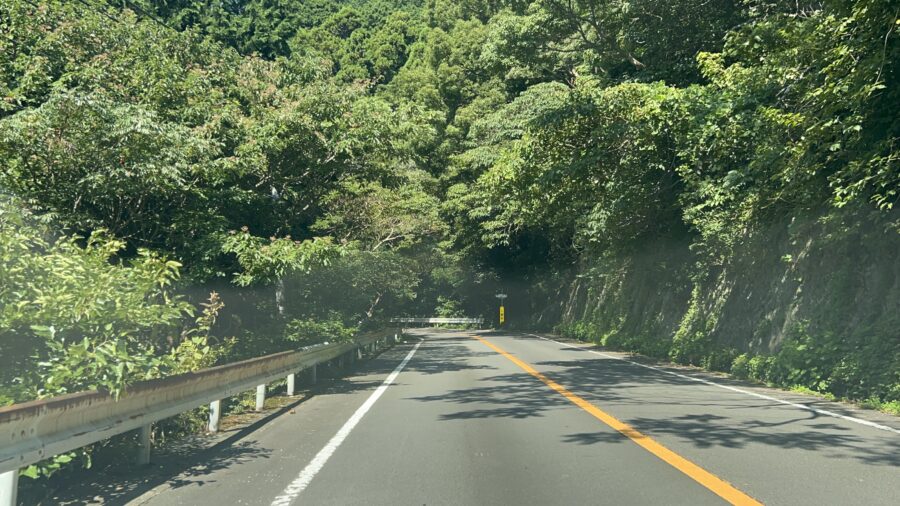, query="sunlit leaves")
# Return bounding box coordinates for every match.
[0,200,198,402]
[221,230,341,286]
[0,93,211,241]
[313,176,446,252]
